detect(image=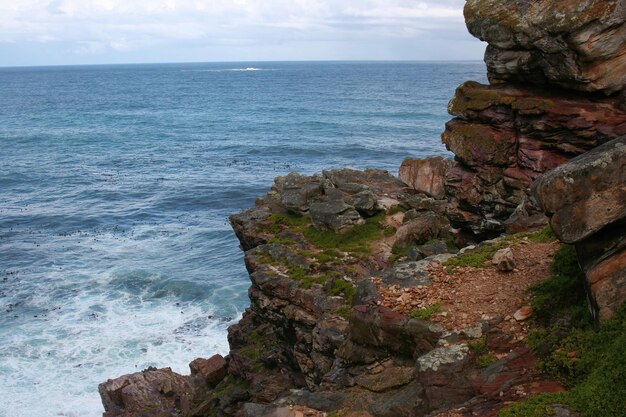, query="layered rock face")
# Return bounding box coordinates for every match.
[441,0,626,242]
[533,136,626,322]
[465,0,626,95]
